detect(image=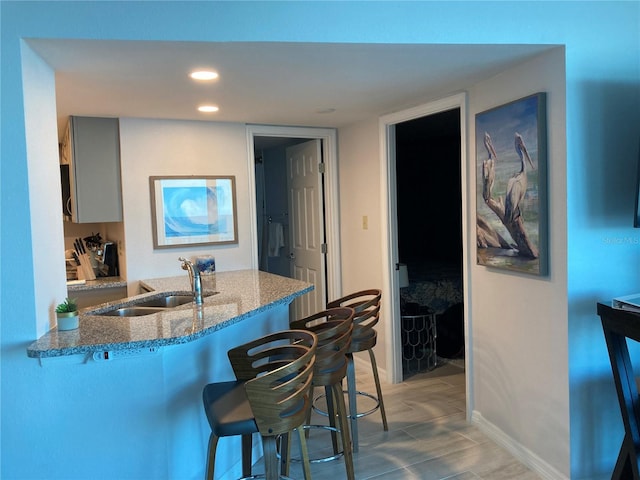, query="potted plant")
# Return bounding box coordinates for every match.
[55,297,79,331]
